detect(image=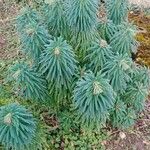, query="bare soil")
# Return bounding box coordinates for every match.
[105,100,150,150]
[0,0,20,60]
